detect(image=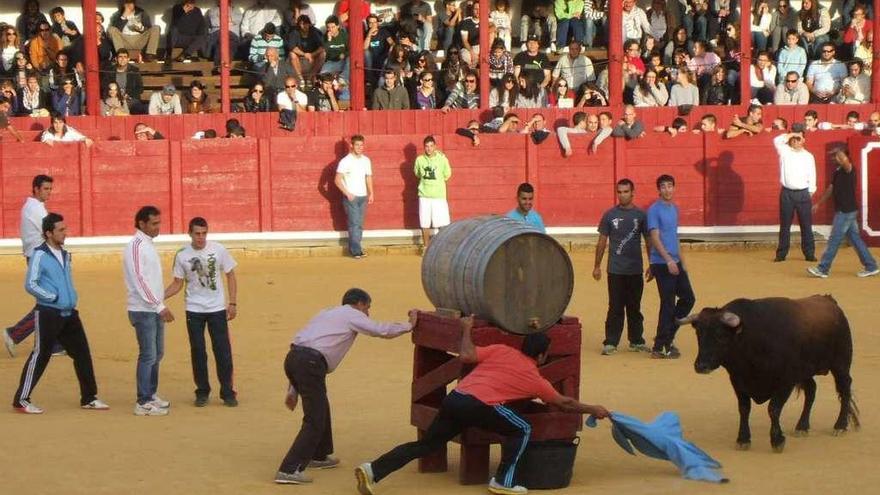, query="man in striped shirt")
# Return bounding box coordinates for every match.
[123,206,175,416]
